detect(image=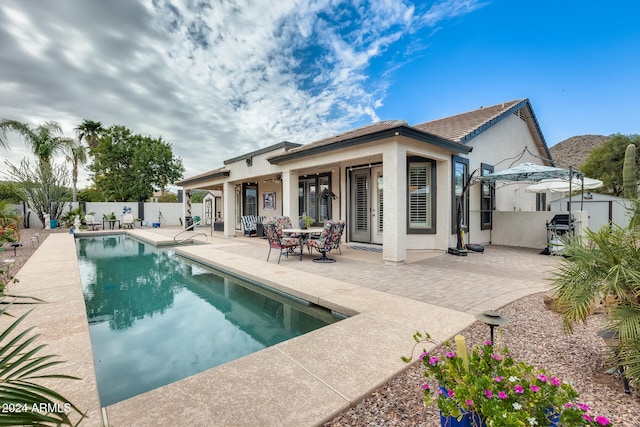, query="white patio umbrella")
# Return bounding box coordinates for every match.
[525,177,603,193]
